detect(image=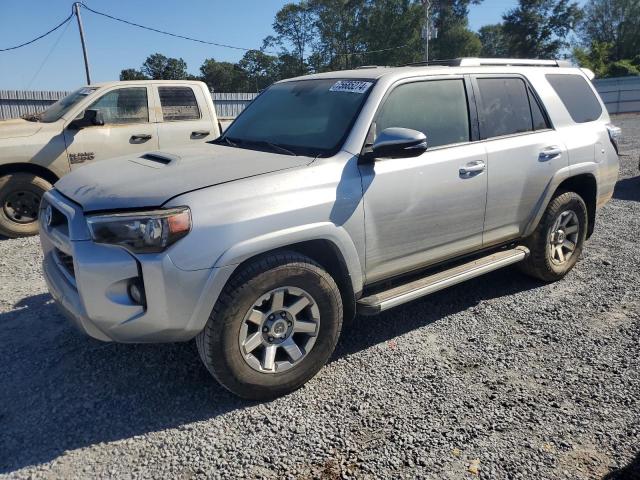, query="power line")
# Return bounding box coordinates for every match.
[338,44,410,57]
[0,13,74,52]
[78,2,409,59]
[78,2,264,53]
[26,17,73,90]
